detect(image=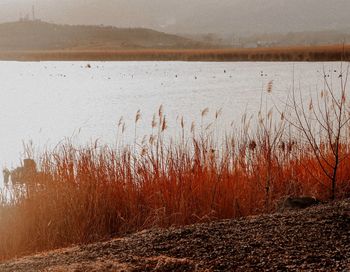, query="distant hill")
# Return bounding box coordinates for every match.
[236,30,350,48]
[179,29,350,49]
[0,20,206,51]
